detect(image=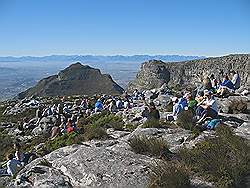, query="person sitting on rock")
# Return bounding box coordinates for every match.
[179,94,188,109]
[94,99,103,113]
[147,102,160,121]
[203,77,213,91]
[231,70,241,90]
[217,75,235,97]
[57,104,64,114]
[66,119,74,133]
[186,94,198,112]
[108,99,117,112]
[133,89,140,100]
[116,98,123,109]
[196,90,218,124]
[0,153,22,177]
[123,98,130,109]
[167,97,183,121]
[210,74,219,90]
[14,143,25,163]
[50,126,61,139]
